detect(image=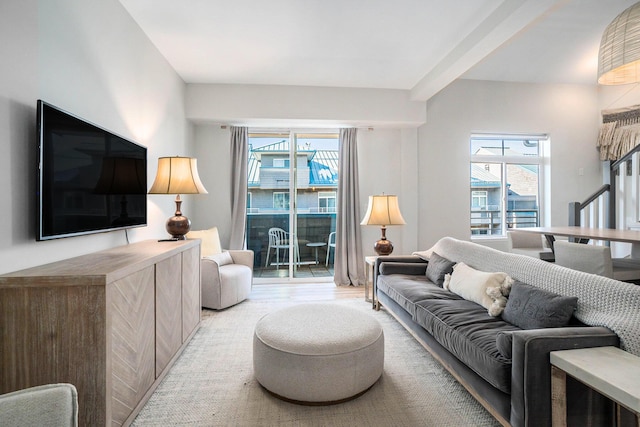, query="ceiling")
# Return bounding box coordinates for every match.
[119,0,639,101]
